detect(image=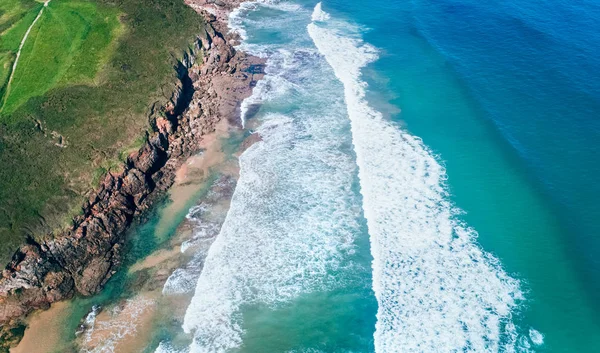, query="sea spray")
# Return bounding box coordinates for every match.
[308,3,539,352]
[311,2,329,22]
[155,342,186,353]
[81,305,101,342]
